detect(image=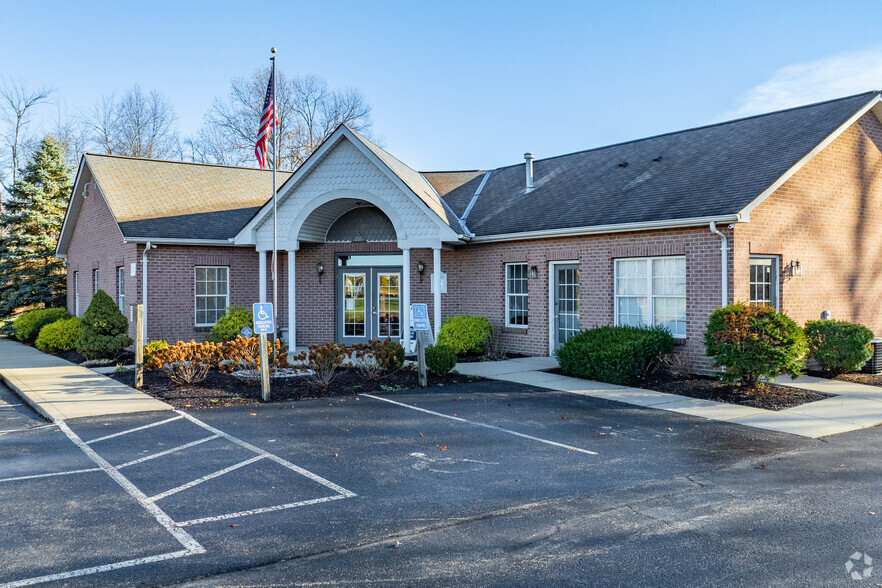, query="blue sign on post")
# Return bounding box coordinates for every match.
[252,303,275,334]
[412,303,430,331]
